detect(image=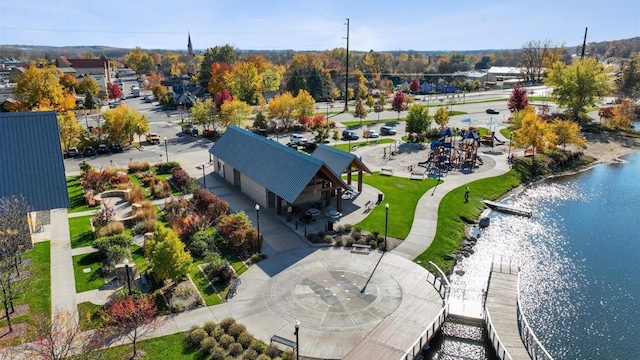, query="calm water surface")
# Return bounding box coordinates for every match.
[449,151,640,359]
